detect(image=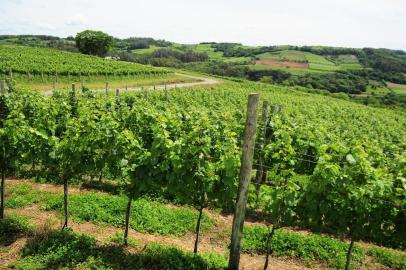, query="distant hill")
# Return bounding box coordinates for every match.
[1,34,405,107]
